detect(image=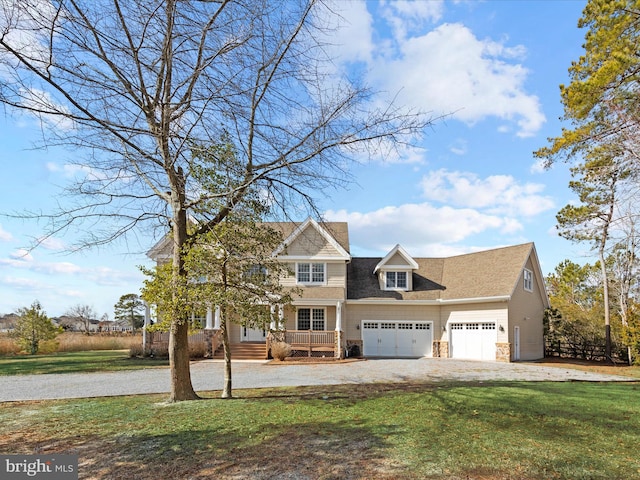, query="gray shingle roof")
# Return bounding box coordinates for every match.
[347,243,535,301]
